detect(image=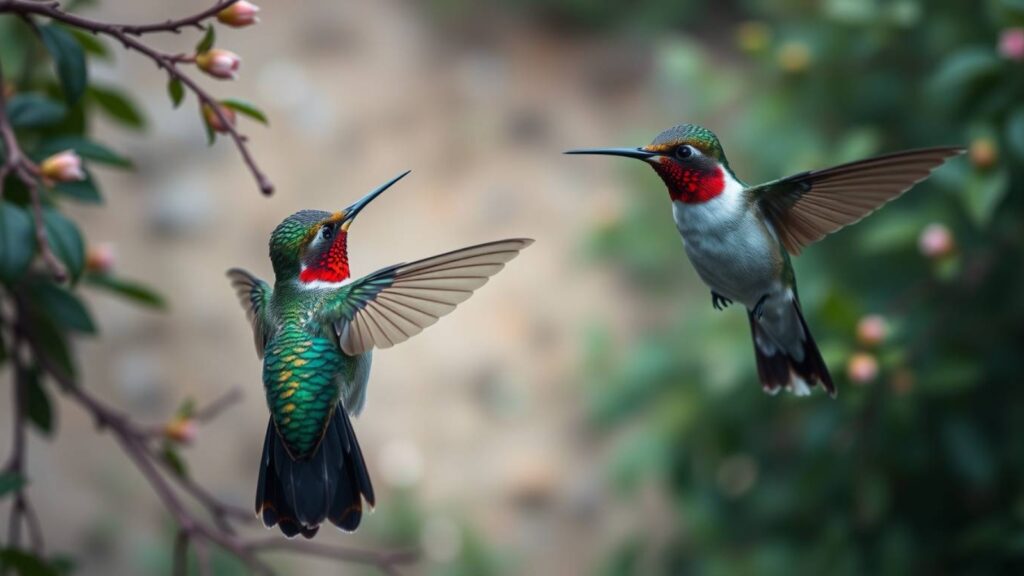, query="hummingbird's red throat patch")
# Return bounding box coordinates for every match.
[300,231,350,284]
[652,160,725,204]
